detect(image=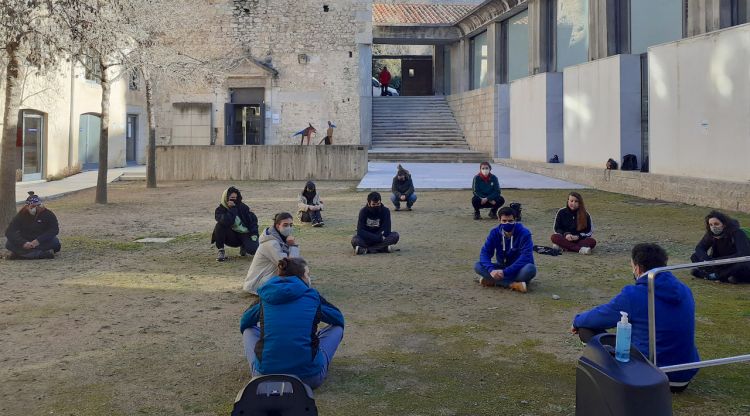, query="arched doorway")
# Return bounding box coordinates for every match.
[79,113,101,169]
[17,110,46,181]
